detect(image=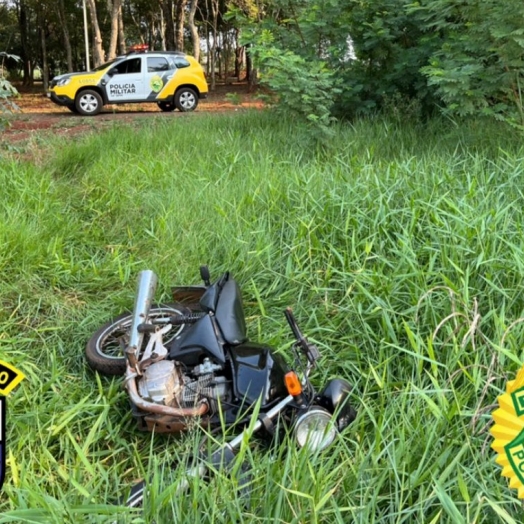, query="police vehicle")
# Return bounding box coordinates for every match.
[48,45,208,116]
